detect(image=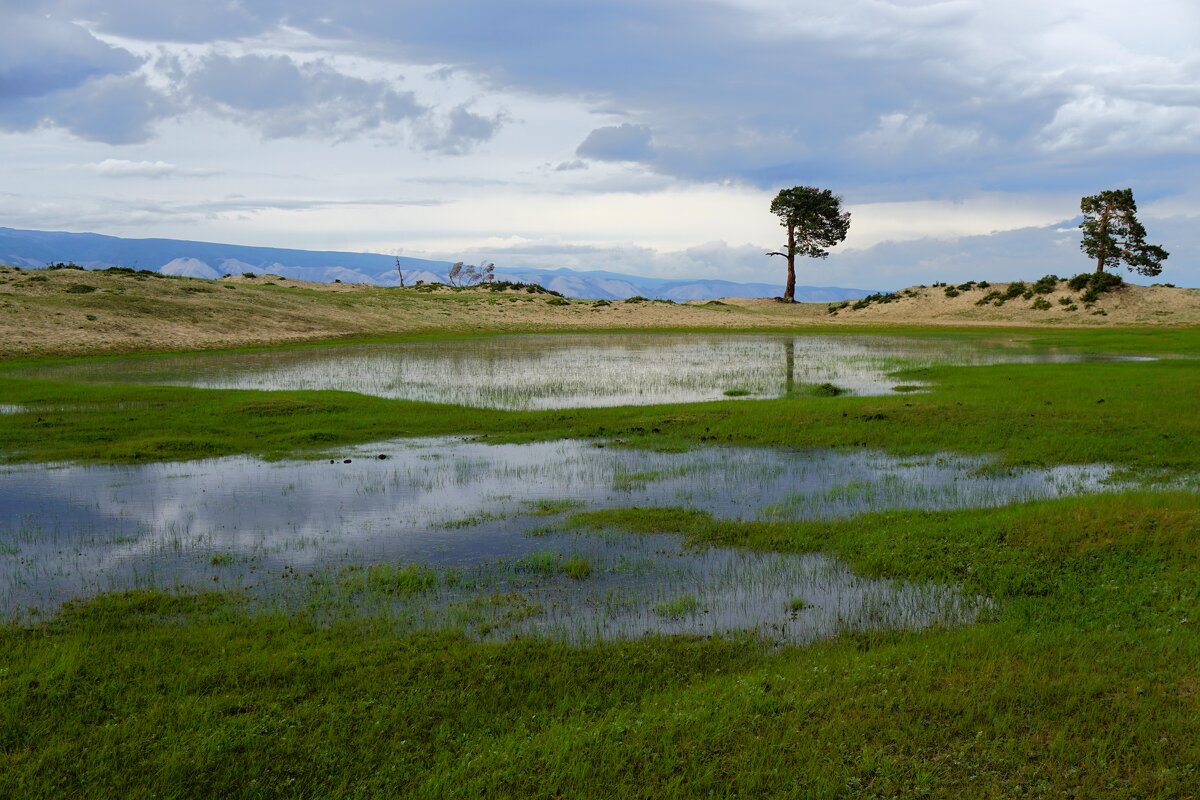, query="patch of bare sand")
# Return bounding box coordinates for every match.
[725,281,1200,327]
